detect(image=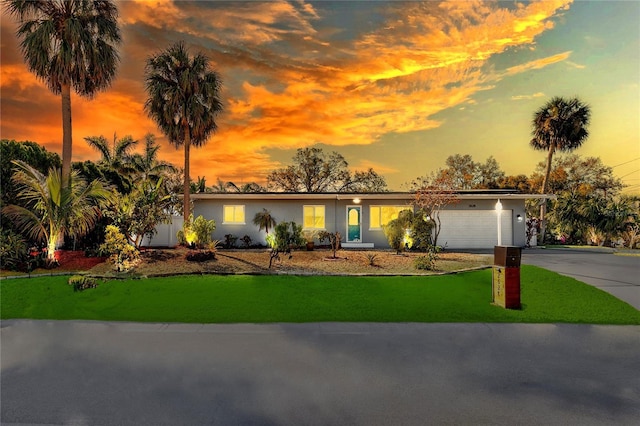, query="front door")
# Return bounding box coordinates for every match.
[347,206,361,242]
